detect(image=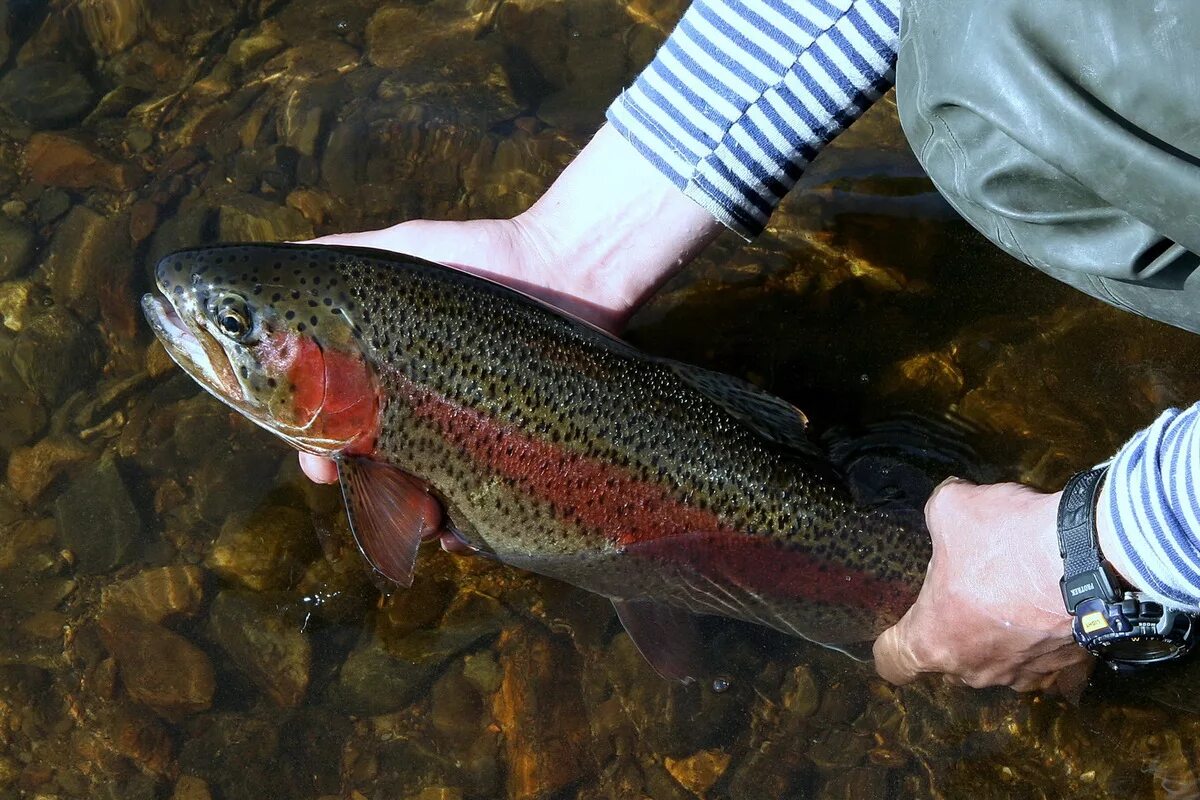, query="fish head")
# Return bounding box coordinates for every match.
[141,244,380,457]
